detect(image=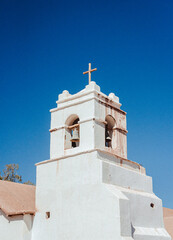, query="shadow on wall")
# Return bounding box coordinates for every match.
[0,209,23,223]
